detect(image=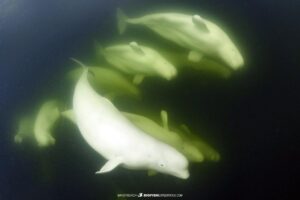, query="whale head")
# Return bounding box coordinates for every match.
[217,40,244,70]
[149,145,189,179]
